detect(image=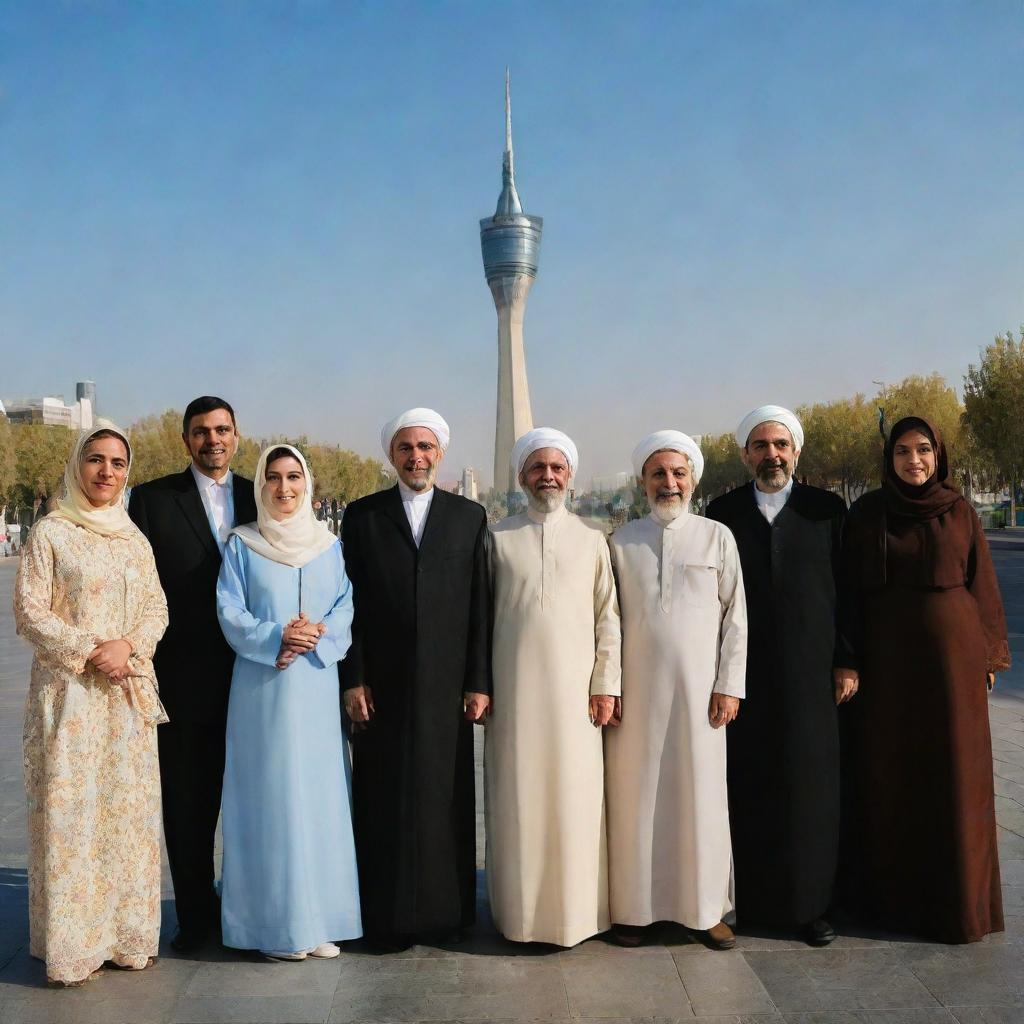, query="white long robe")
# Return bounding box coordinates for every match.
[486,505,621,946]
[606,511,746,930]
